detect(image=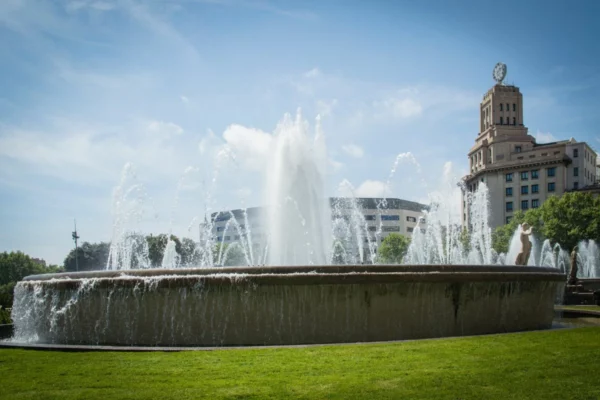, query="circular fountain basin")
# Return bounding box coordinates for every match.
[11,265,565,347]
